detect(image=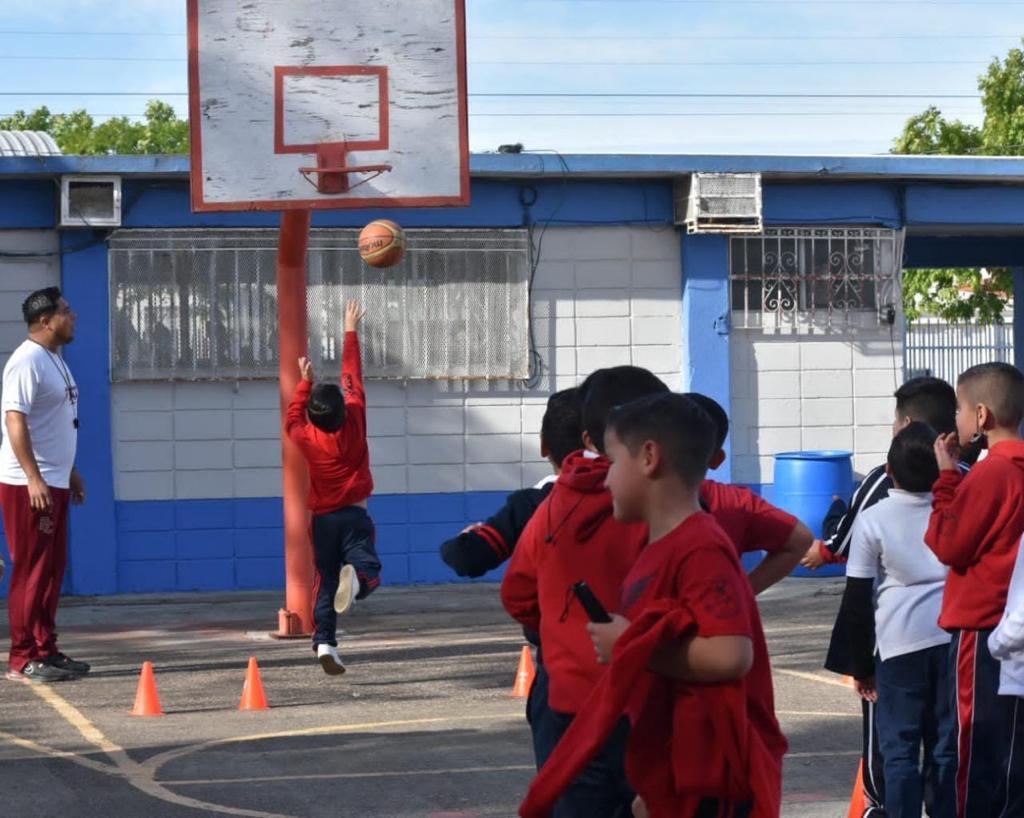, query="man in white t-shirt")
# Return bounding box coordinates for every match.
[0,287,90,684]
[843,422,955,818]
